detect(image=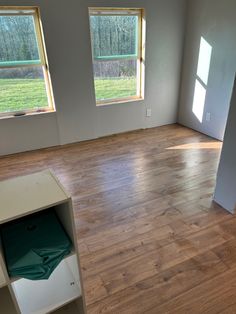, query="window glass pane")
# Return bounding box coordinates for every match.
[0,15,40,65]
[90,15,138,58]
[0,67,49,113]
[94,60,137,101]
